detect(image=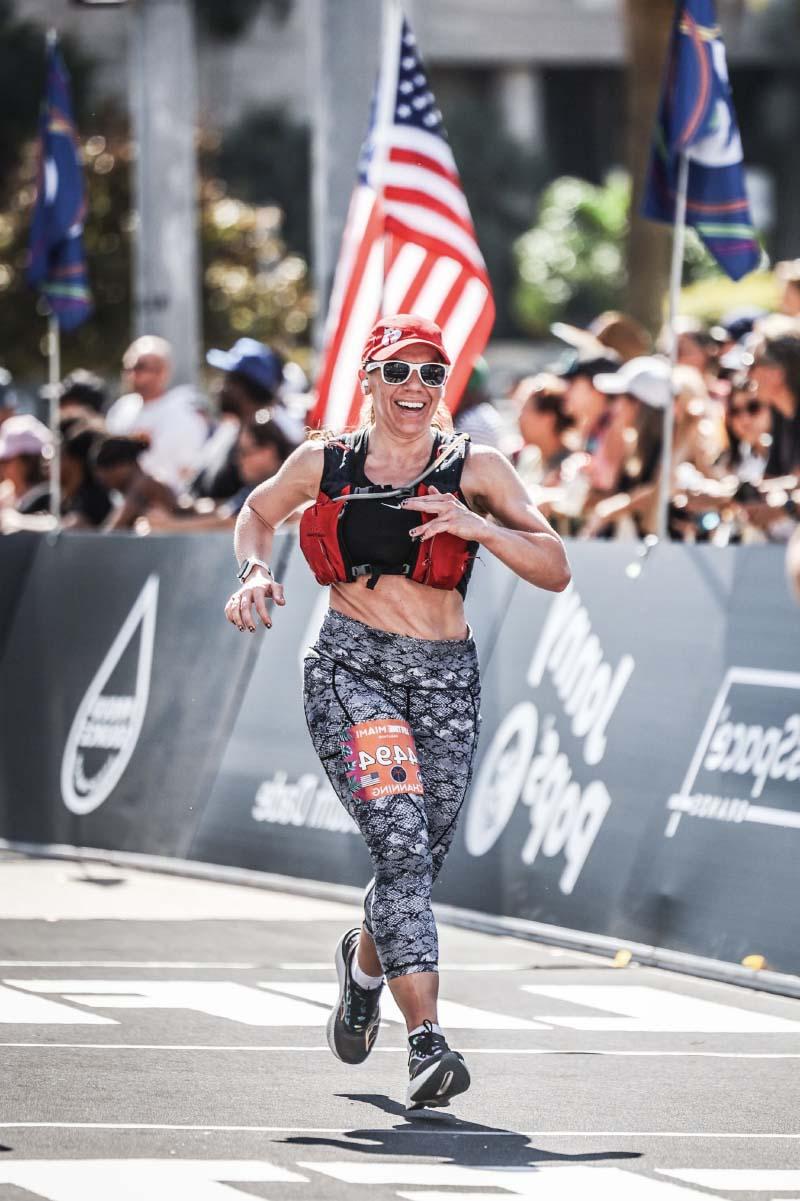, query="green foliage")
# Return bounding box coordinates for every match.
[0,118,312,383]
[214,107,310,259]
[513,171,630,335]
[678,270,779,325]
[512,169,768,335]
